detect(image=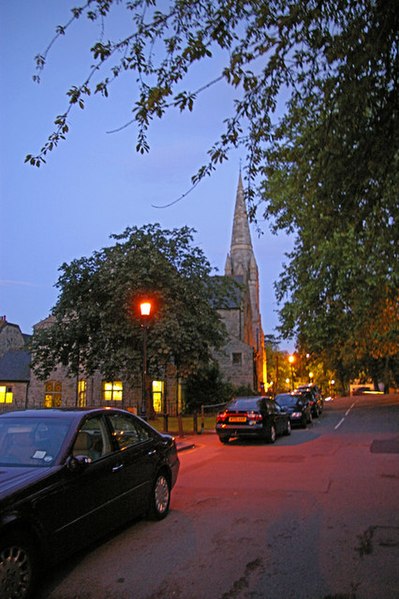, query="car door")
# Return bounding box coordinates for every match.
[106,412,160,518]
[267,399,286,435]
[44,413,129,556]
